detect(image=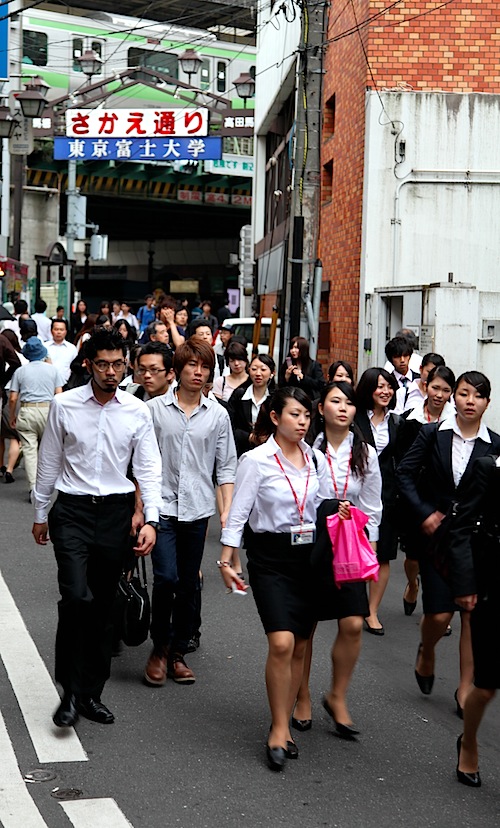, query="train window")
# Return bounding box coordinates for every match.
[249,66,256,80]
[72,39,103,73]
[216,61,227,93]
[128,48,178,79]
[200,59,210,91]
[22,30,48,66]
